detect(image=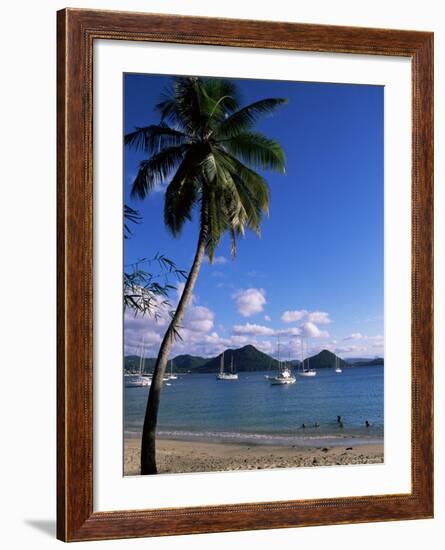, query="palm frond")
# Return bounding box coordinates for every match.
[200,79,240,114]
[124,123,189,153]
[202,148,269,256]
[156,77,204,136]
[214,149,270,216]
[130,144,190,199]
[123,204,141,239]
[216,98,288,138]
[219,131,286,173]
[163,149,203,235]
